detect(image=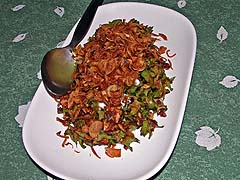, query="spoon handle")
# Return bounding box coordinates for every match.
[70,0,104,47]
